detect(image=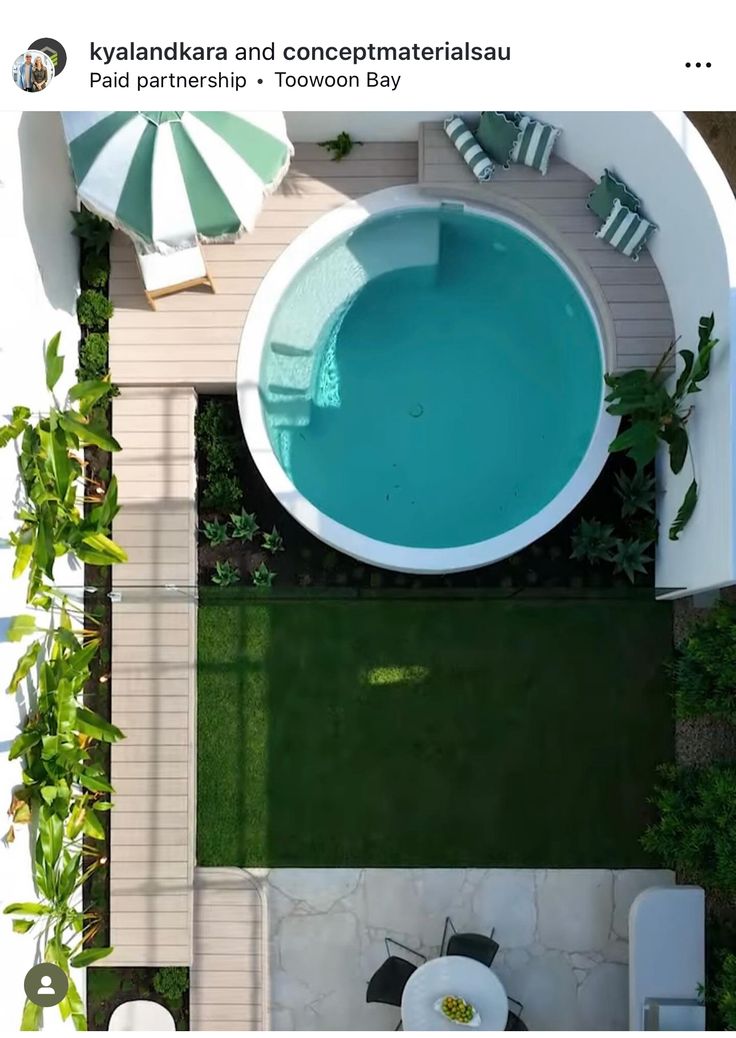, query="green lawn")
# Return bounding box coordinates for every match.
[197,594,673,867]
